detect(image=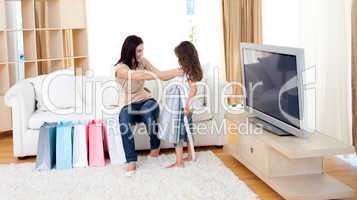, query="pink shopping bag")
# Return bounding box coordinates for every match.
[88,120,106,167]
